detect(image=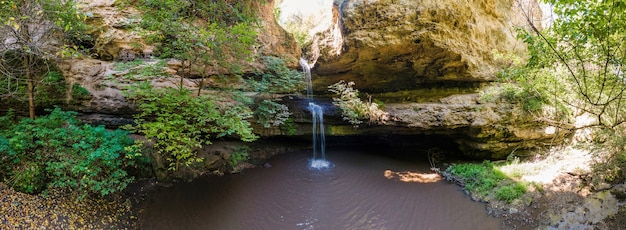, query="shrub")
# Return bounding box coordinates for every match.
[328,80,389,127]
[447,161,527,203]
[590,128,626,185]
[230,146,251,168]
[0,108,144,197]
[254,99,291,128]
[125,86,257,171]
[8,161,45,194]
[253,56,305,94]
